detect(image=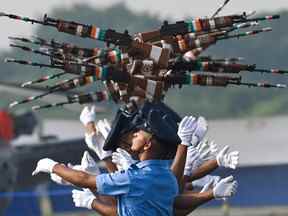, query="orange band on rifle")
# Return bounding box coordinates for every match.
[90,26,97,39]
[194,18,202,32]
